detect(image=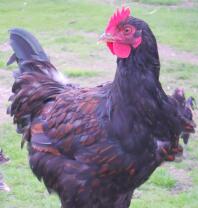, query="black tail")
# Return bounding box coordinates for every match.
[7,28,49,65]
[7,28,66,146]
